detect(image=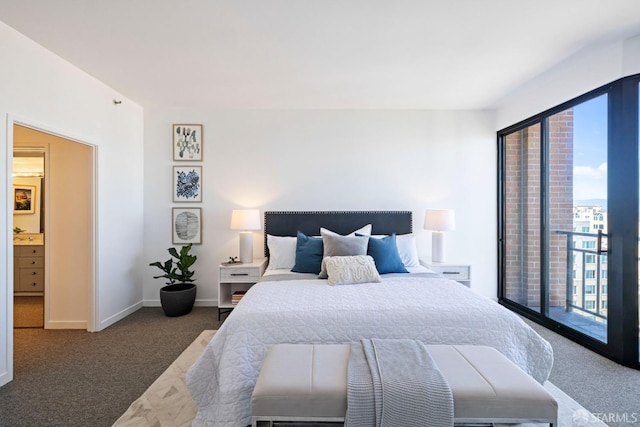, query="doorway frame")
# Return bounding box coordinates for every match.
[2,114,98,384]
